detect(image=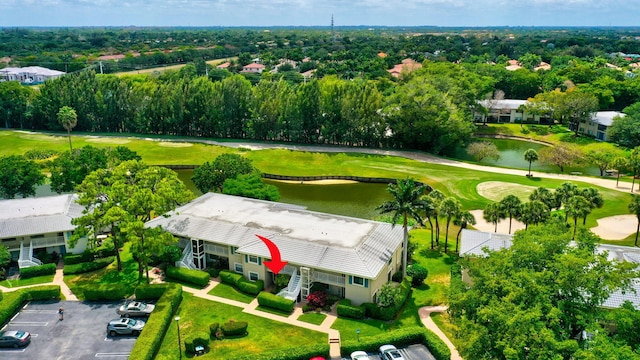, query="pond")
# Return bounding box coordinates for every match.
[450,138,600,176]
[175,169,392,220]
